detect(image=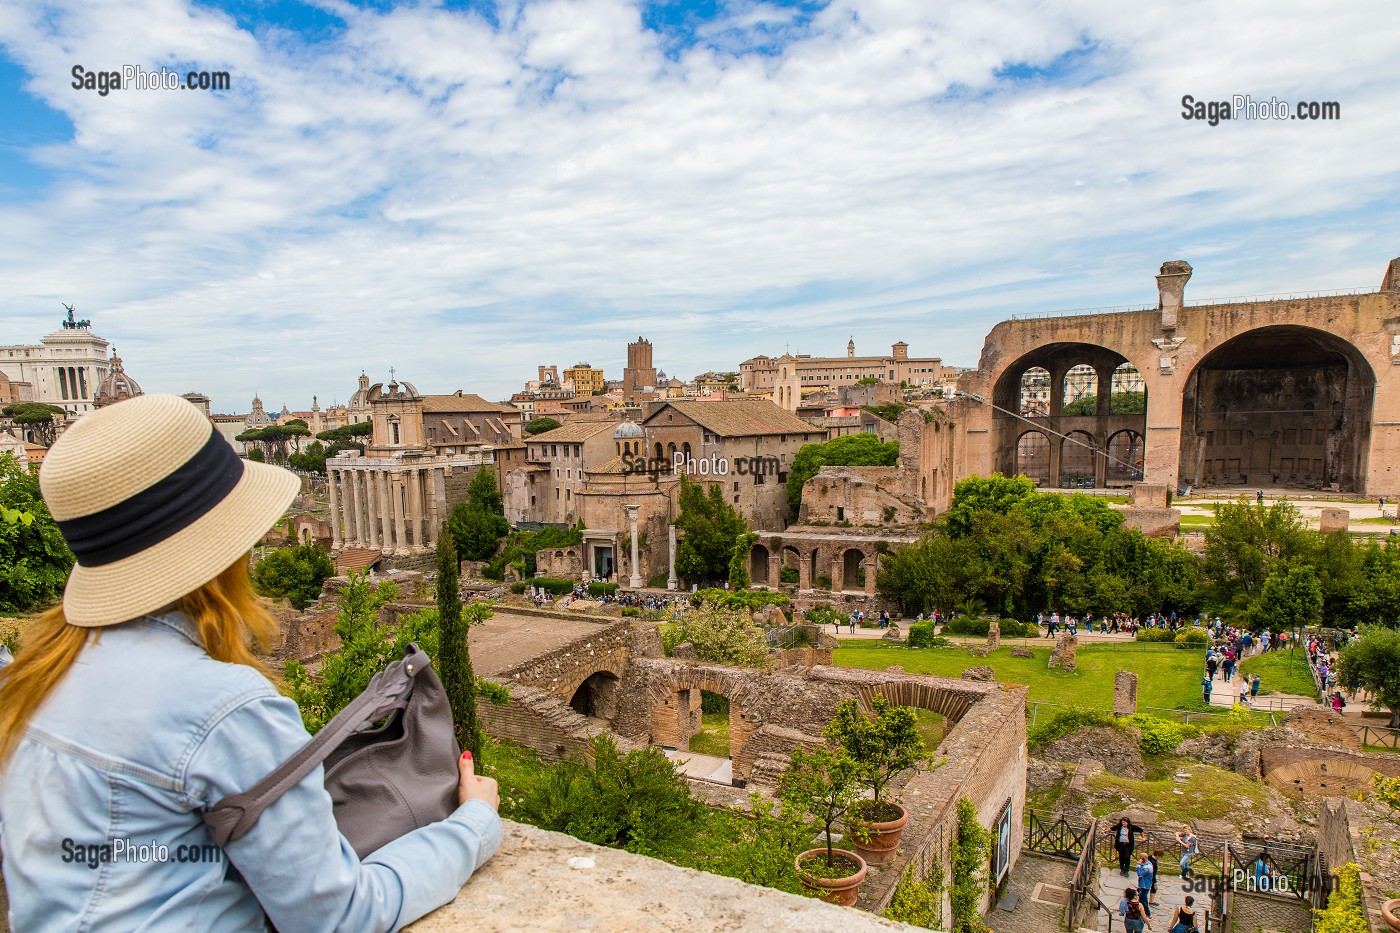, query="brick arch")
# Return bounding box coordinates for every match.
[558,660,629,712]
[645,666,759,772]
[856,681,979,726]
